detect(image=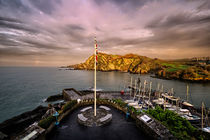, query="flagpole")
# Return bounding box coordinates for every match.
[94,37,97,117]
